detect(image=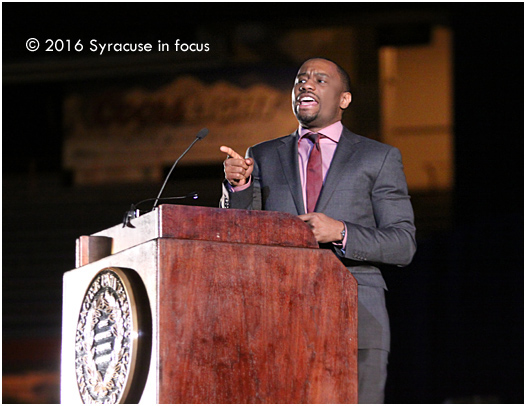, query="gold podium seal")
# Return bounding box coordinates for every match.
[75,268,150,404]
